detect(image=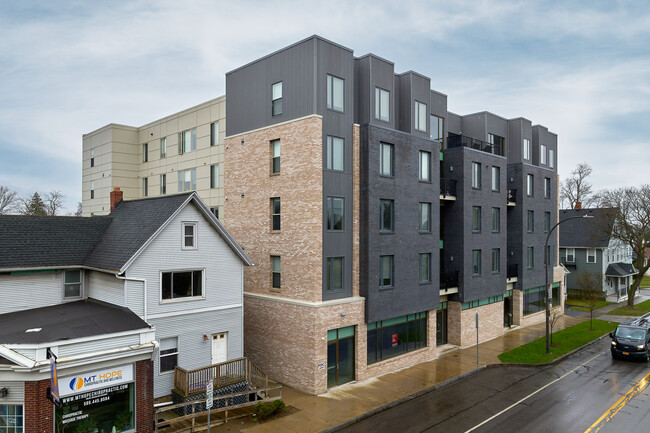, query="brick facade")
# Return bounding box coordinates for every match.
[135,359,154,433]
[447,301,507,347]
